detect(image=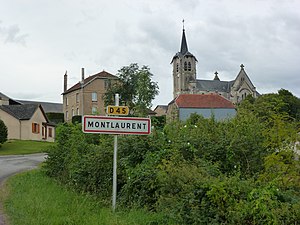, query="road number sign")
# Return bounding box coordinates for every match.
[107,106,129,115]
[83,115,151,135]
